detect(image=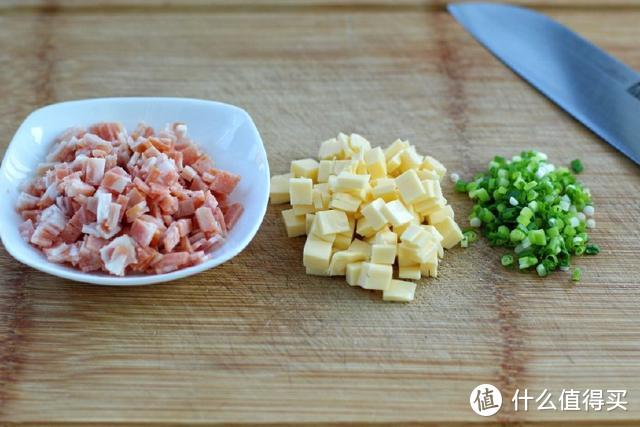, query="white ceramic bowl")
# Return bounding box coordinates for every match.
[0,97,270,285]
